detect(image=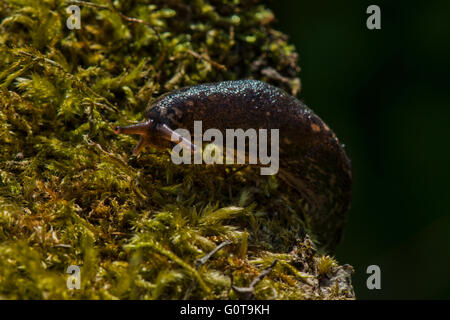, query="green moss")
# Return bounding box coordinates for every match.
[0,0,353,299]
